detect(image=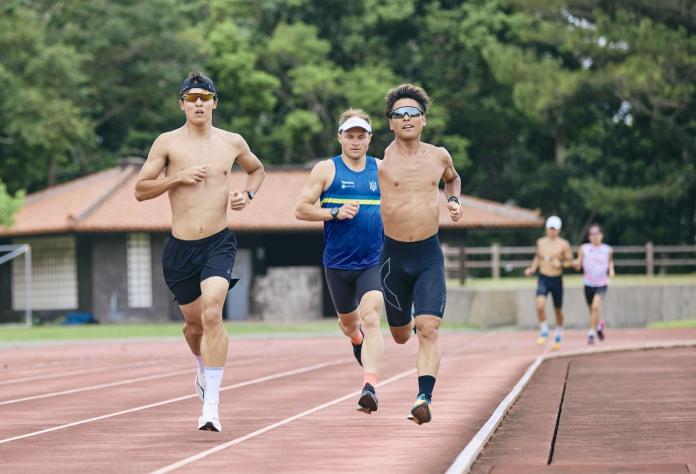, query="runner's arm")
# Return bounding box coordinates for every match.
[562,242,574,268]
[134,135,206,201]
[234,136,266,199]
[441,148,461,200]
[295,161,334,221]
[608,248,616,278]
[524,244,541,276]
[573,245,584,271]
[441,149,462,222]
